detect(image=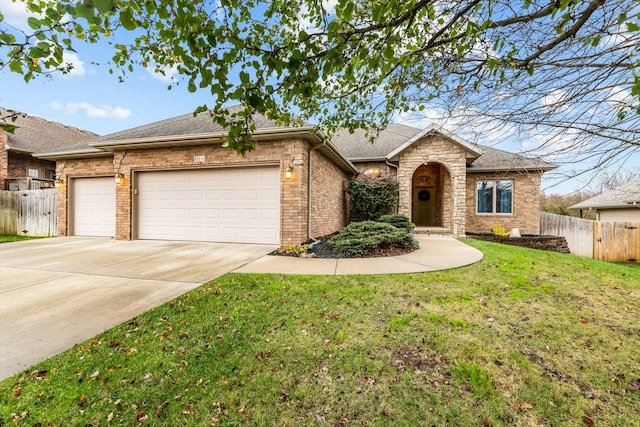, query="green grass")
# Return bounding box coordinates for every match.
[1,240,639,426]
[0,235,47,243]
